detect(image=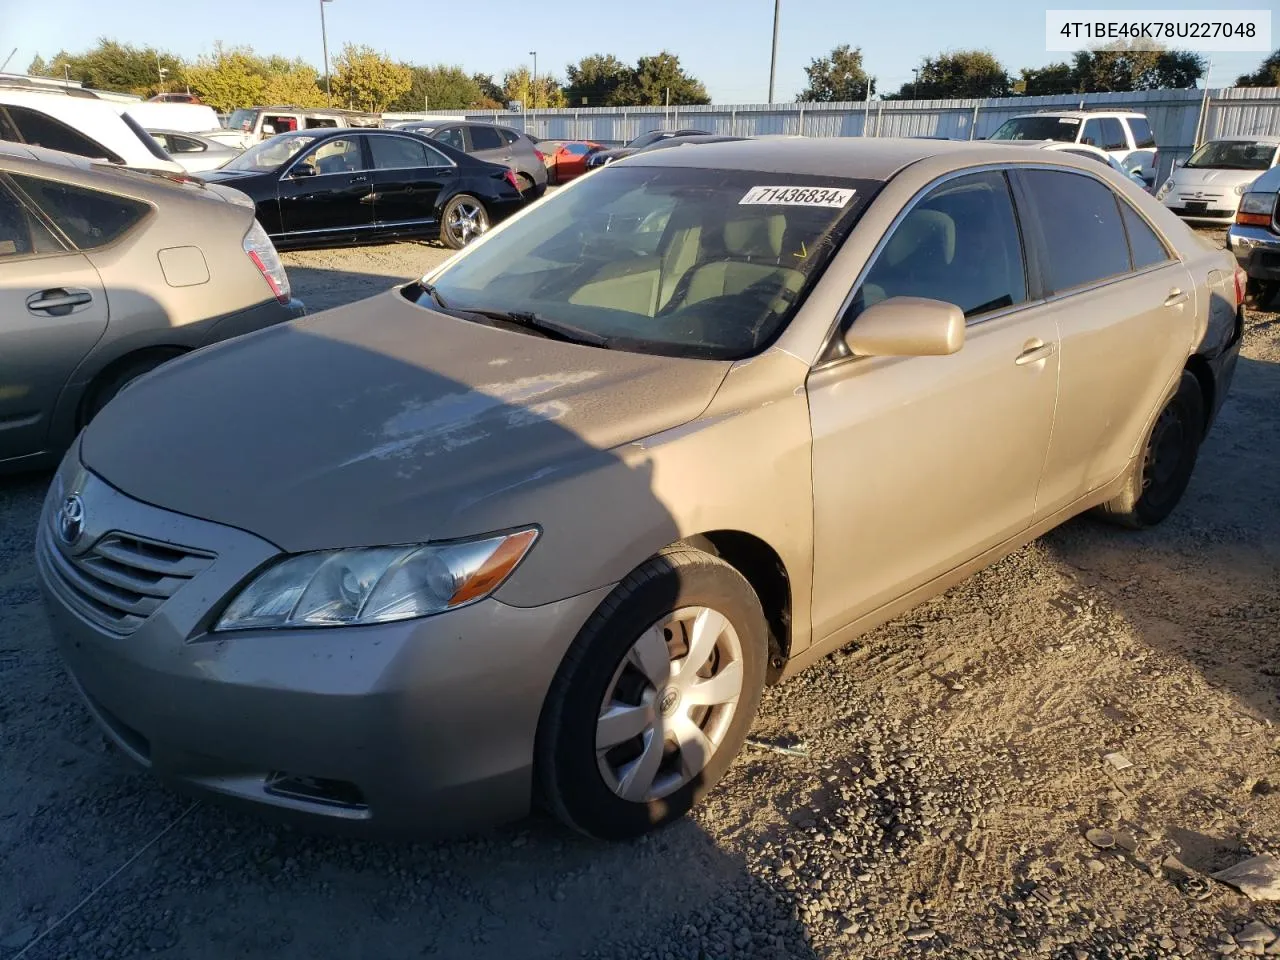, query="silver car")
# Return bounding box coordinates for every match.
[0,144,303,471]
[146,129,243,174]
[38,138,1241,839]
